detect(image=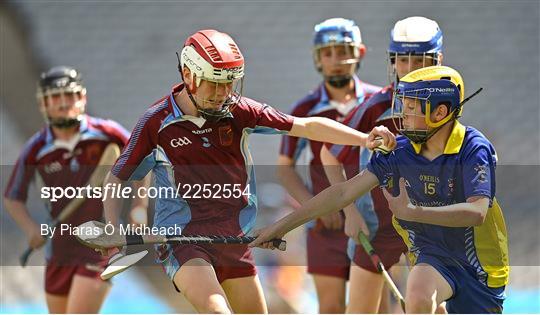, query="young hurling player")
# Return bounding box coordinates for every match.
[4,66,147,313]
[320,16,444,313]
[251,65,509,314]
[102,29,394,314]
[277,18,381,313]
